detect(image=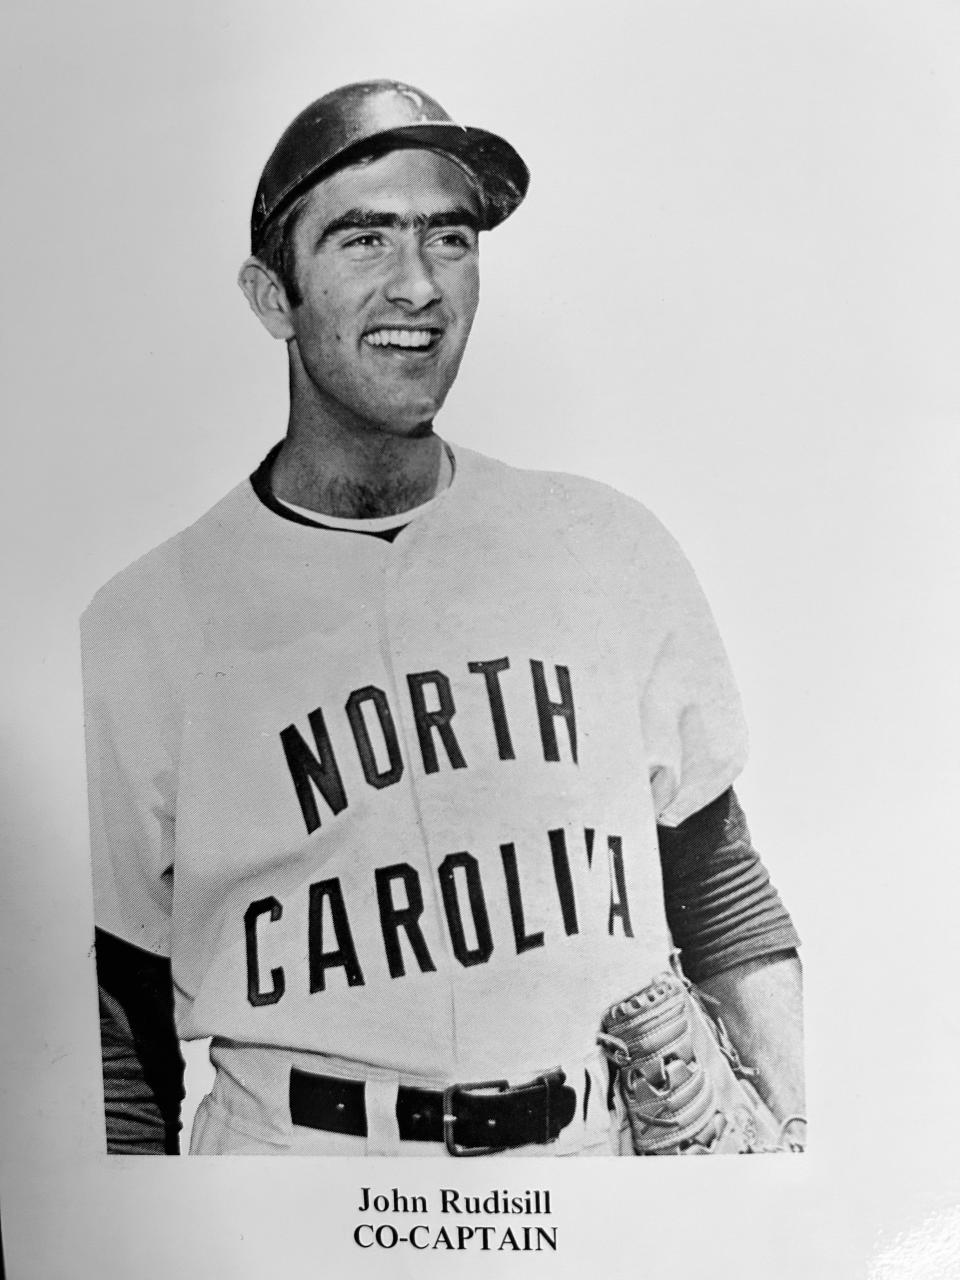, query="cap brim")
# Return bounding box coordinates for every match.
[256,121,529,245]
[355,123,530,230]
